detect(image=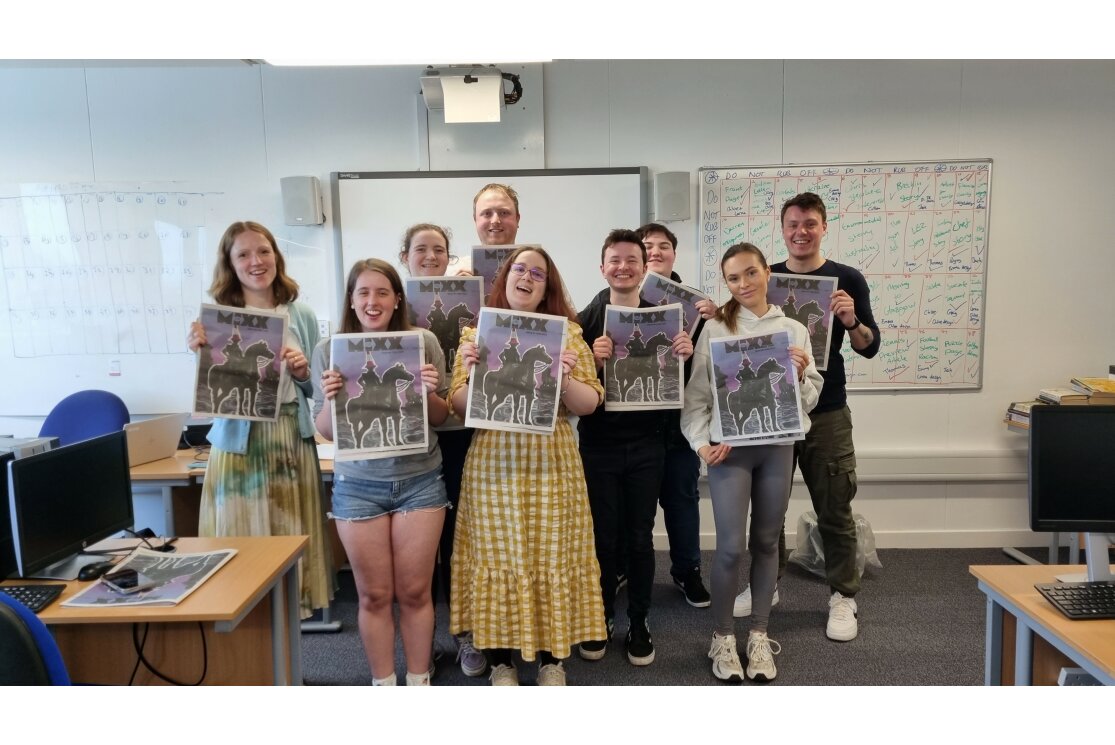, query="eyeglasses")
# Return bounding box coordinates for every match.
[509,262,547,283]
